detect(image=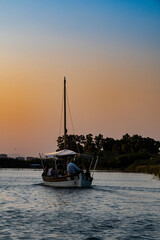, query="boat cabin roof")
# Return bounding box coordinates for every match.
[43,149,77,158]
